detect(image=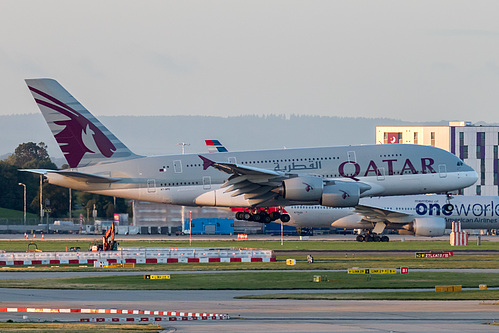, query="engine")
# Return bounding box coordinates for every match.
[280,176,324,201]
[280,177,361,207]
[412,217,446,237]
[320,183,360,207]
